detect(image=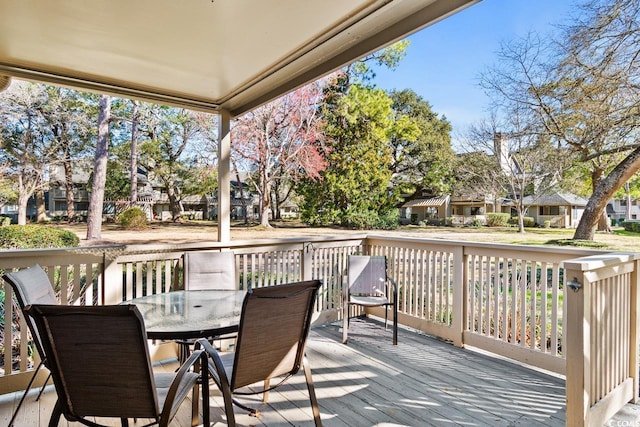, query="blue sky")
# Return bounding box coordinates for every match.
[371,0,577,139]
